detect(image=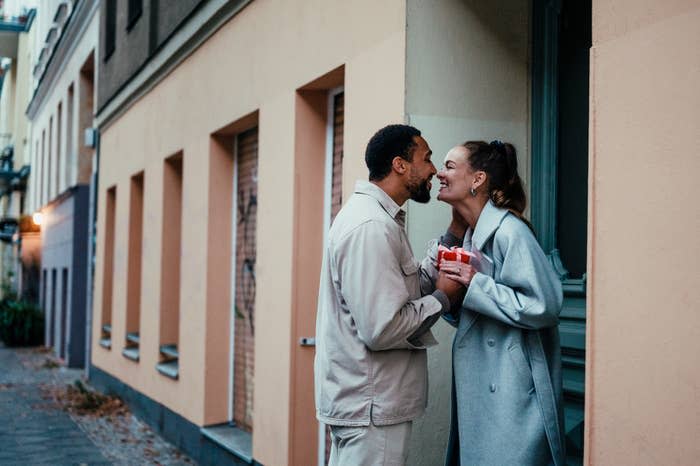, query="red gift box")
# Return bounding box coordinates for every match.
[437,245,473,270]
